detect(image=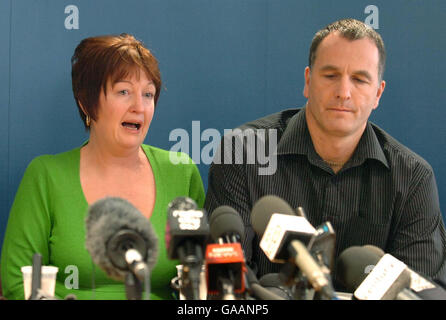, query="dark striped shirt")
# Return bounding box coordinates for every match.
[204,107,446,289]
